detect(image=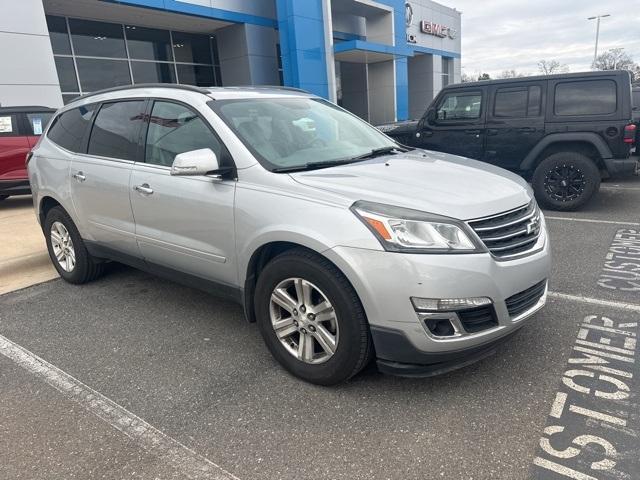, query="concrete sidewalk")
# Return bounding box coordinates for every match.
[0,196,57,294]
